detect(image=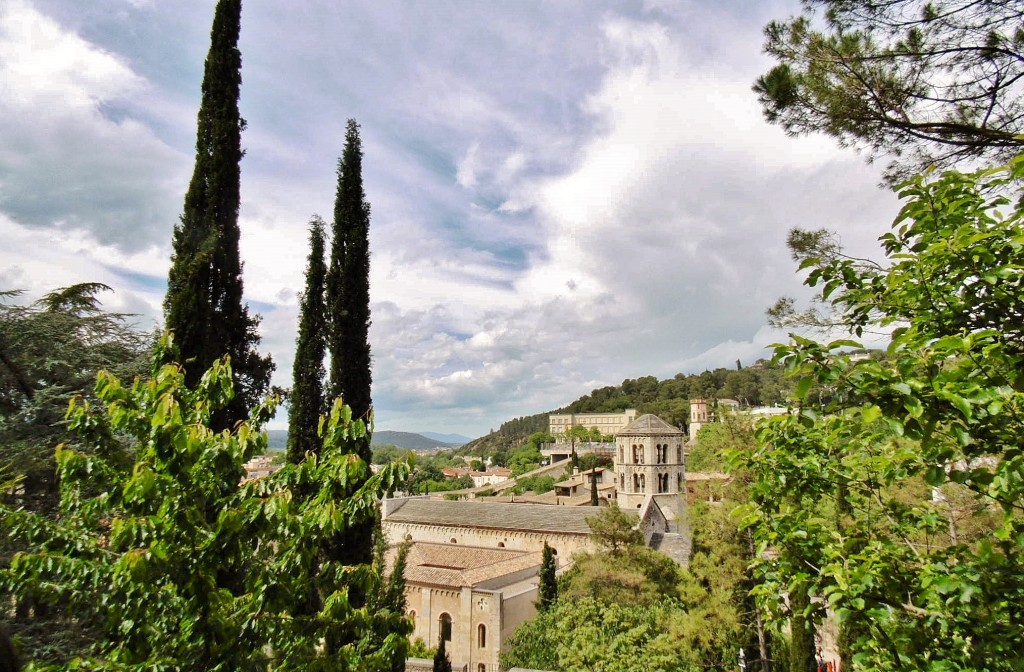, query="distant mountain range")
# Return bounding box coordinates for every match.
[263,429,470,452]
[373,430,466,450]
[419,431,472,444]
